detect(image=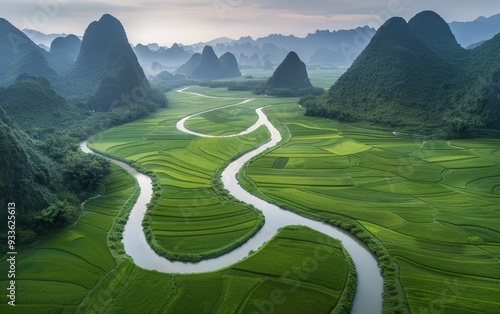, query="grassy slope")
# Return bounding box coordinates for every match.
[244,104,500,313]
